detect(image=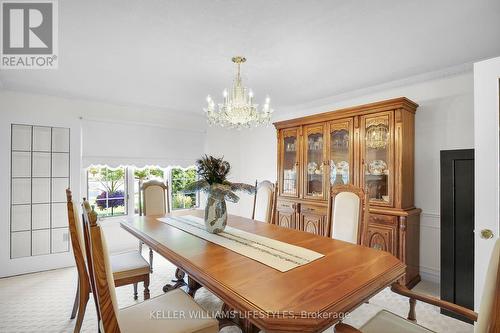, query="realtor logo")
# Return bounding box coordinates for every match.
[1,0,58,69]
